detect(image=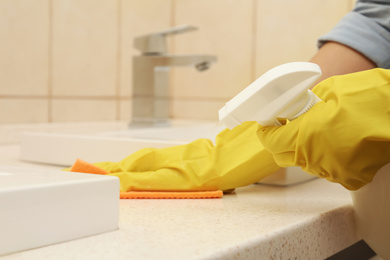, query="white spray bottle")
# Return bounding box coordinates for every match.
[218,62,322,128]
